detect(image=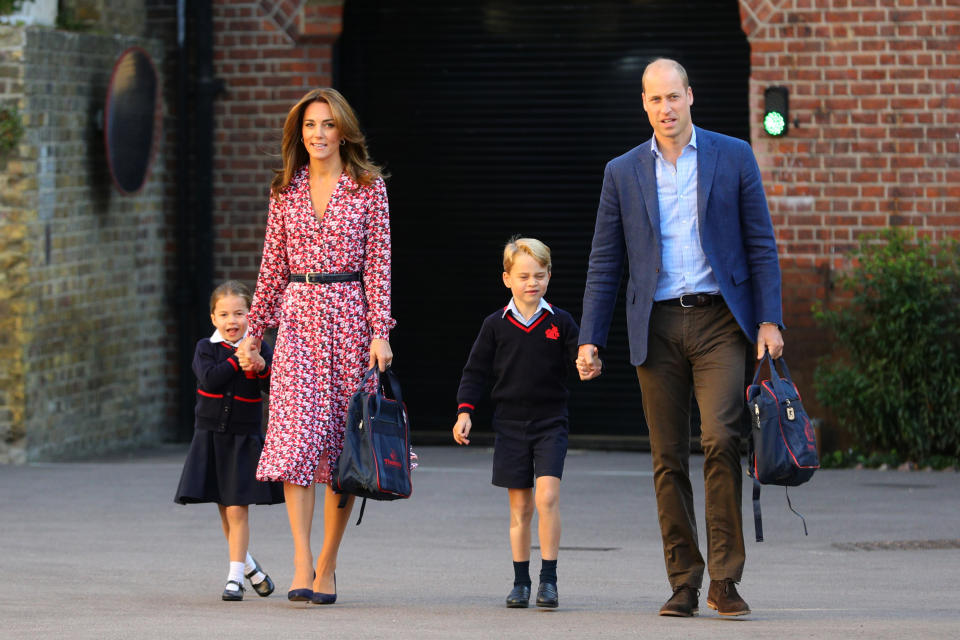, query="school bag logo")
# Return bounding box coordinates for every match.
[544,324,560,340]
[384,448,403,469]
